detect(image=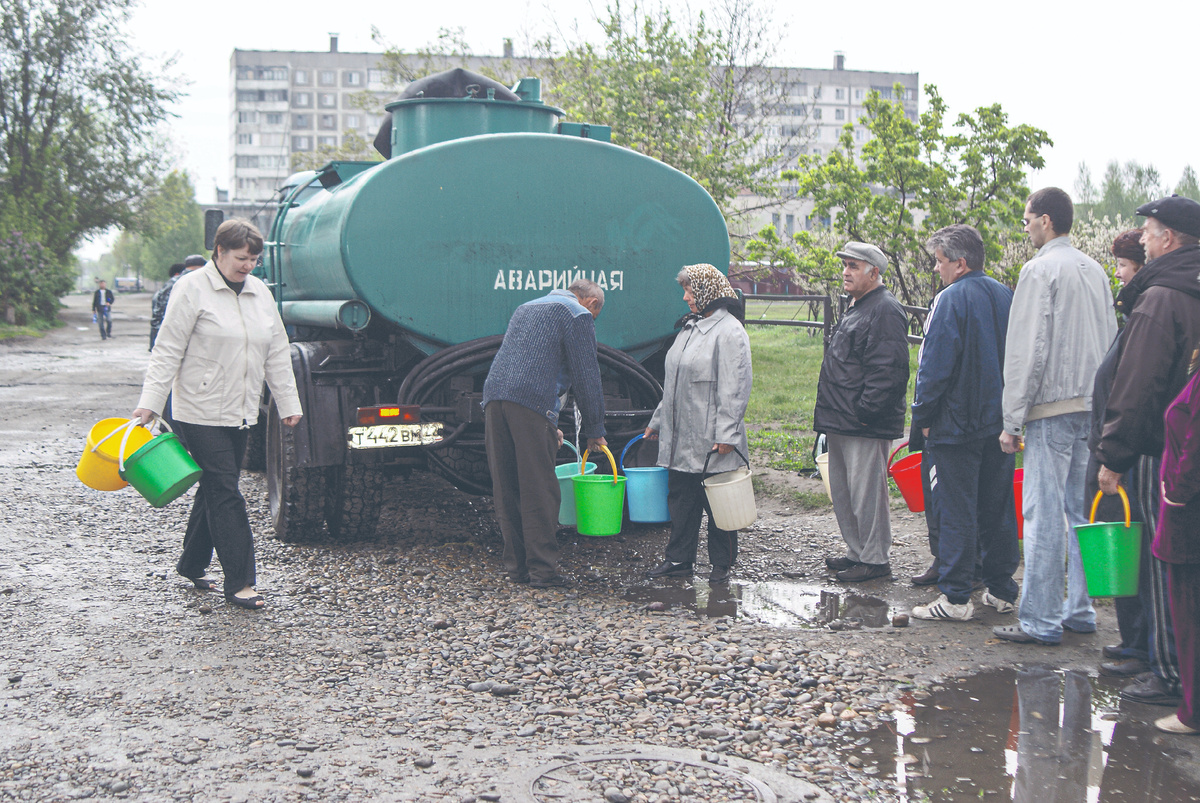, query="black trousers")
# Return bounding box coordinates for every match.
[664,469,738,569]
[484,401,561,583]
[173,422,254,597]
